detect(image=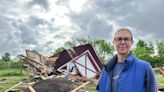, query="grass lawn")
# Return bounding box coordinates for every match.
[0,82,17,92]
[85,83,97,92]
[0,68,27,92]
[0,76,26,92]
[0,68,26,76]
[158,77,164,84]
